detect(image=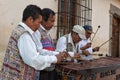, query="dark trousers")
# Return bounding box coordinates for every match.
[39,69,58,80]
